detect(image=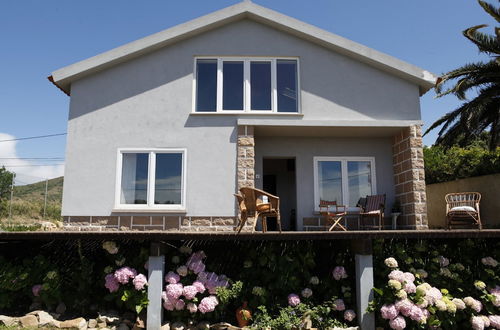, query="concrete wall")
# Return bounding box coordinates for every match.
[254,136,395,230]
[62,18,420,217]
[426,174,500,229]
